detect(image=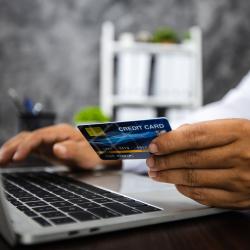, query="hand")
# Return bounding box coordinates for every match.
[146,119,250,209]
[0,124,118,169]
